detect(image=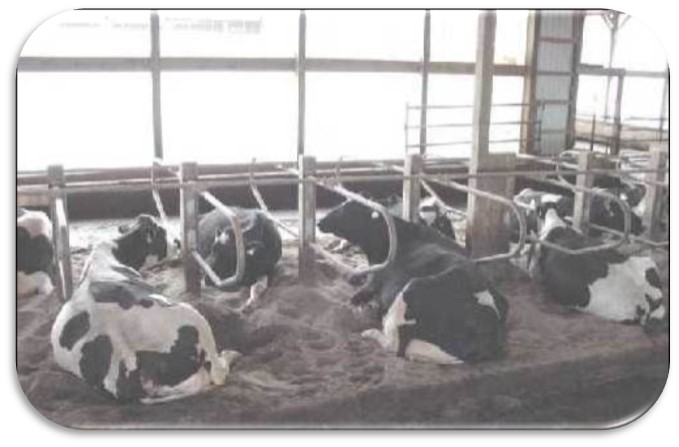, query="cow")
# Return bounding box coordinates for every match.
[197,208,282,311]
[17,207,55,297]
[509,188,644,242]
[318,200,508,364]
[50,214,239,403]
[532,203,667,332]
[327,195,456,254]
